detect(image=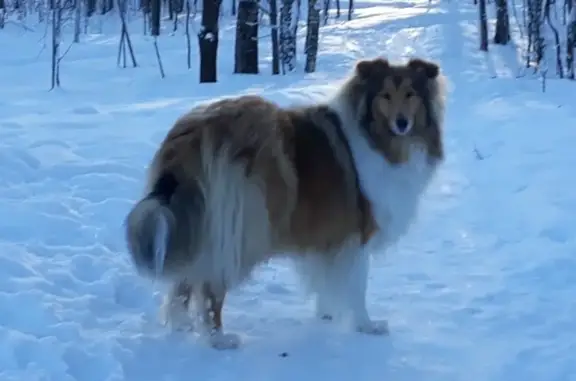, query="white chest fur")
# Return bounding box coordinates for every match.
[341,123,437,252]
